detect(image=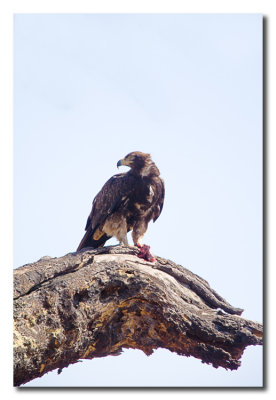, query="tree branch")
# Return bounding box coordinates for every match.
[14,246,263,386]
